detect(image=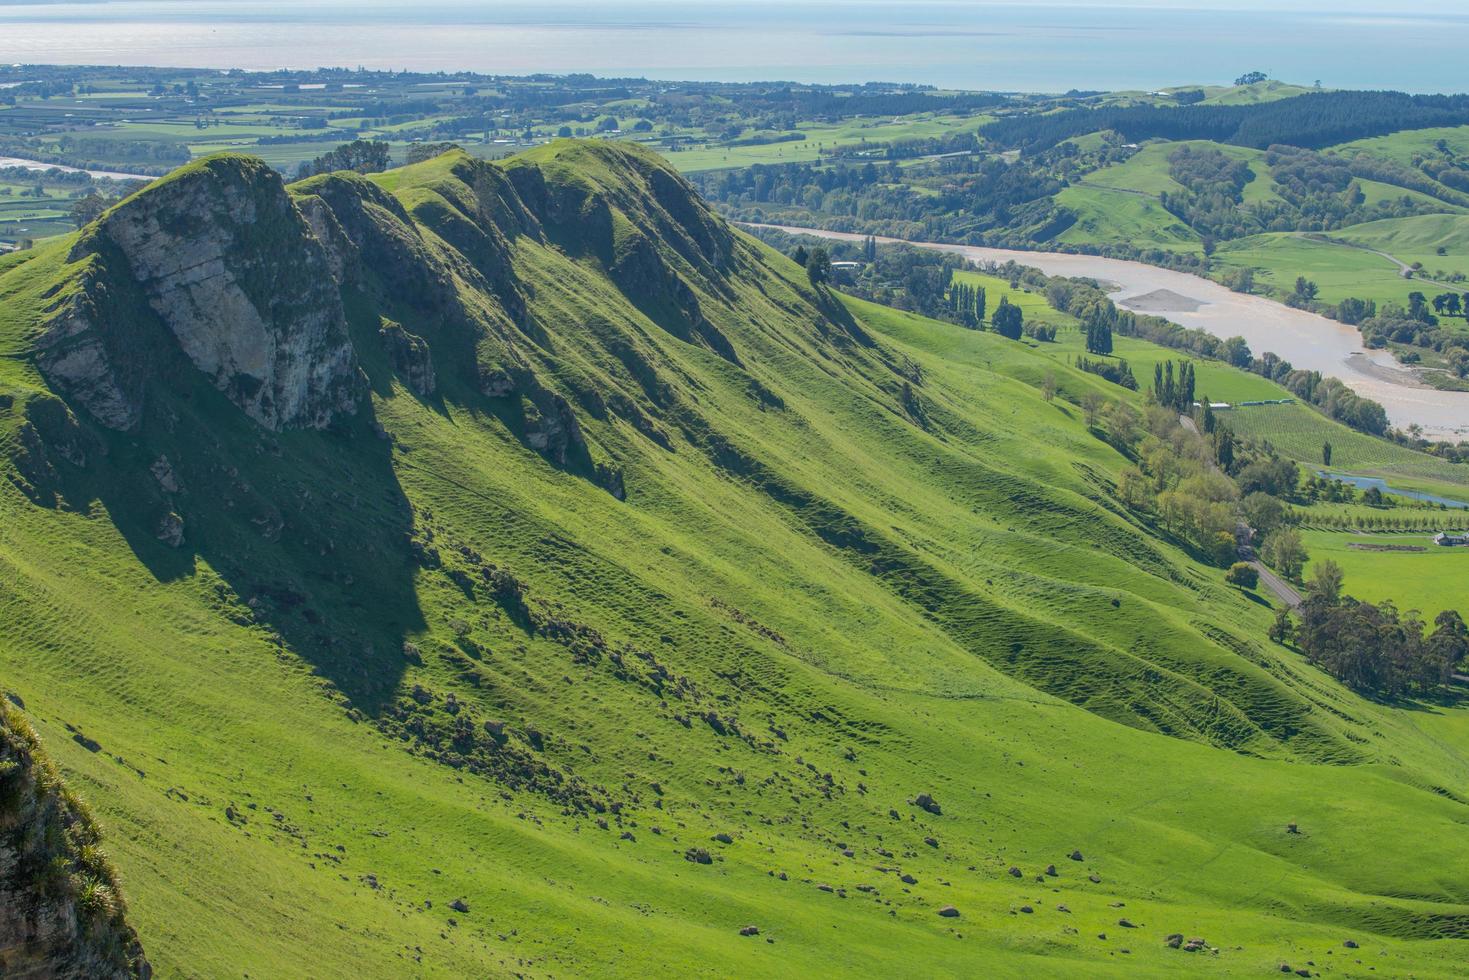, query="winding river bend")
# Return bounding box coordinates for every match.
[748,224,1469,441]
